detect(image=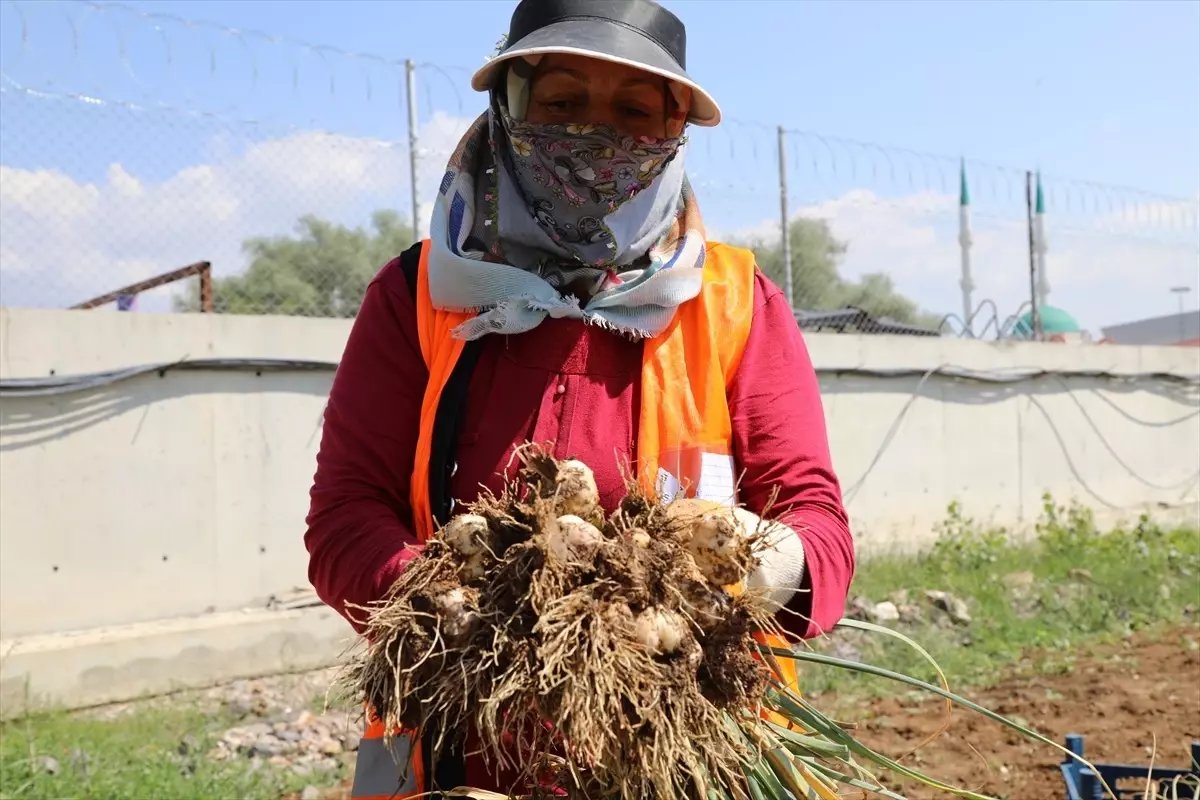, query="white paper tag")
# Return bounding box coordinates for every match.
[656,468,681,504]
[656,454,737,507]
[696,452,737,505]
